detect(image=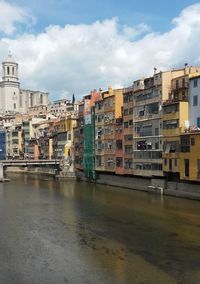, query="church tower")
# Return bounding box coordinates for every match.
[0,52,20,112]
